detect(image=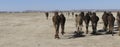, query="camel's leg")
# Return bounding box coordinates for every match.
[95,23,97,31]
[46,15,48,20]
[75,24,79,32]
[80,25,82,31]
[86,20,90,34]
[47,17,48,20]
[94,23,97,33]
[75,22,77,27]
[54,23,60,39]
[80,21,83,31]
[92,23,97,34]
[78,24,81,31]
[111,26,114,36]
[61,23,65,35]
[53,24,57,38]
[119,27,120,36]
[118,22,120,36]
[53,23,57,32]
[86,23,89,34]
[76,22,79,31]
[109,24,114,36]
[79,21,83,32]
[103,22,108,31]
